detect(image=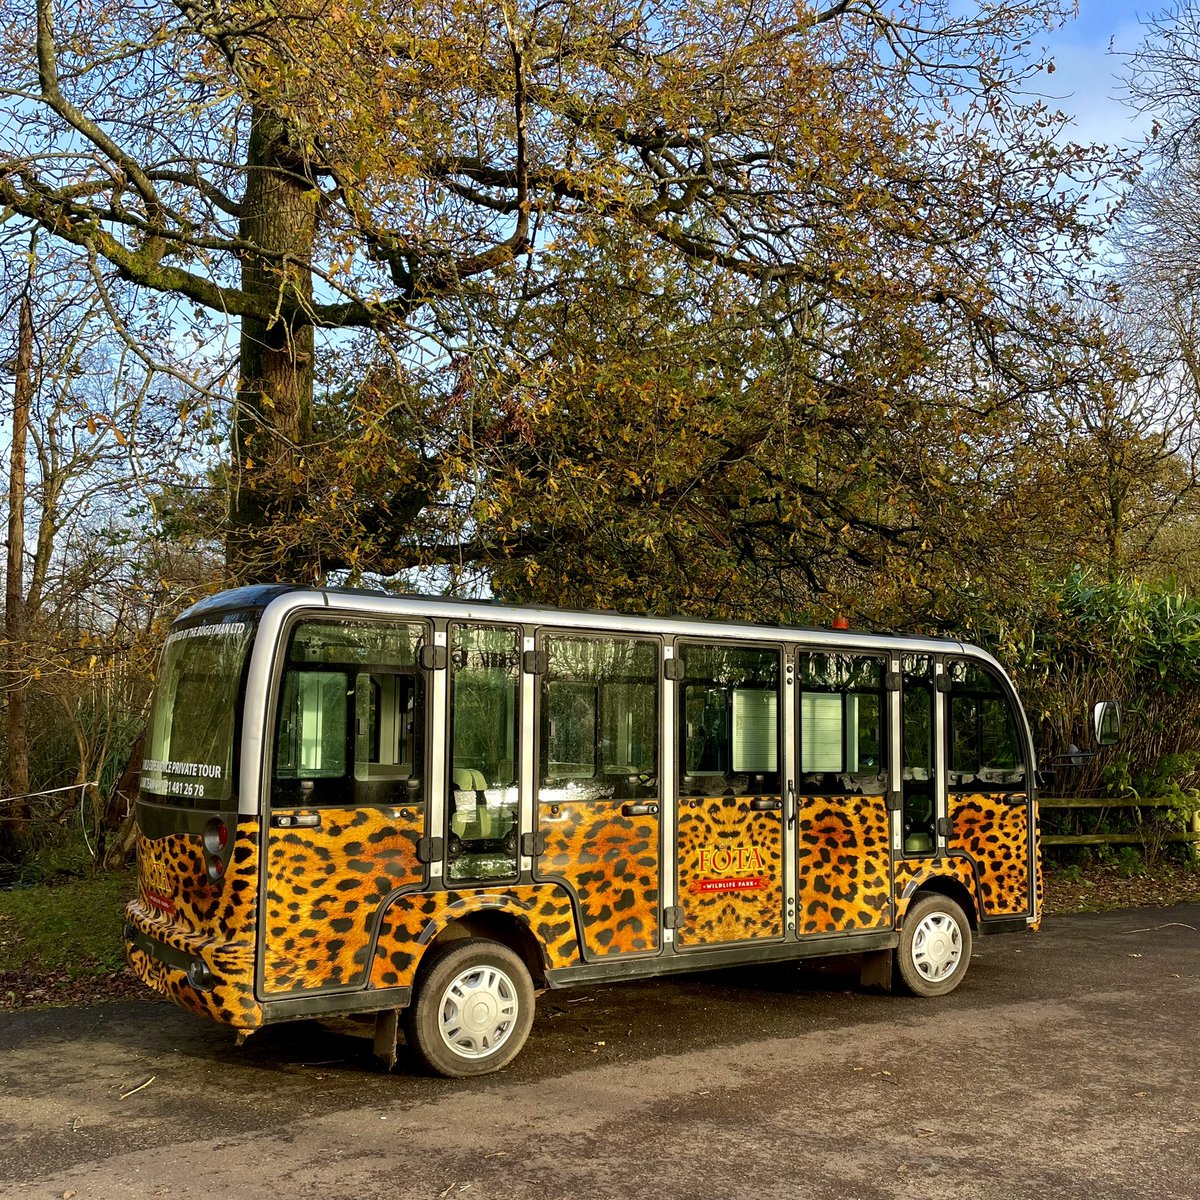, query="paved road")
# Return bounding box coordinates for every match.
[1,906,1198,1200]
